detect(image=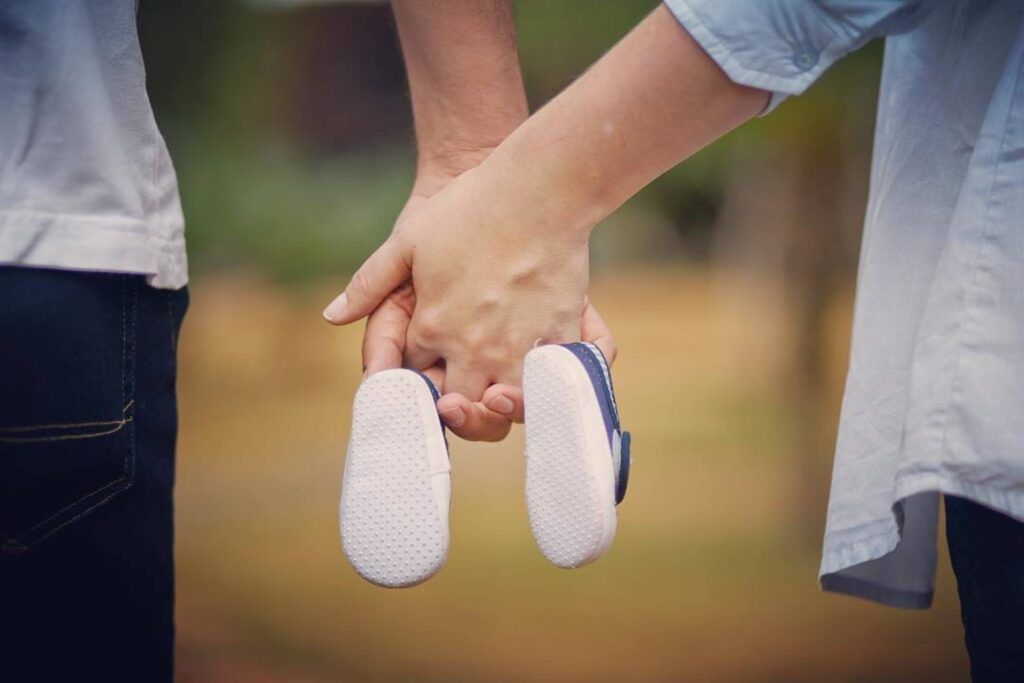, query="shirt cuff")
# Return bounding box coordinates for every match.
[664,0,854,114]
